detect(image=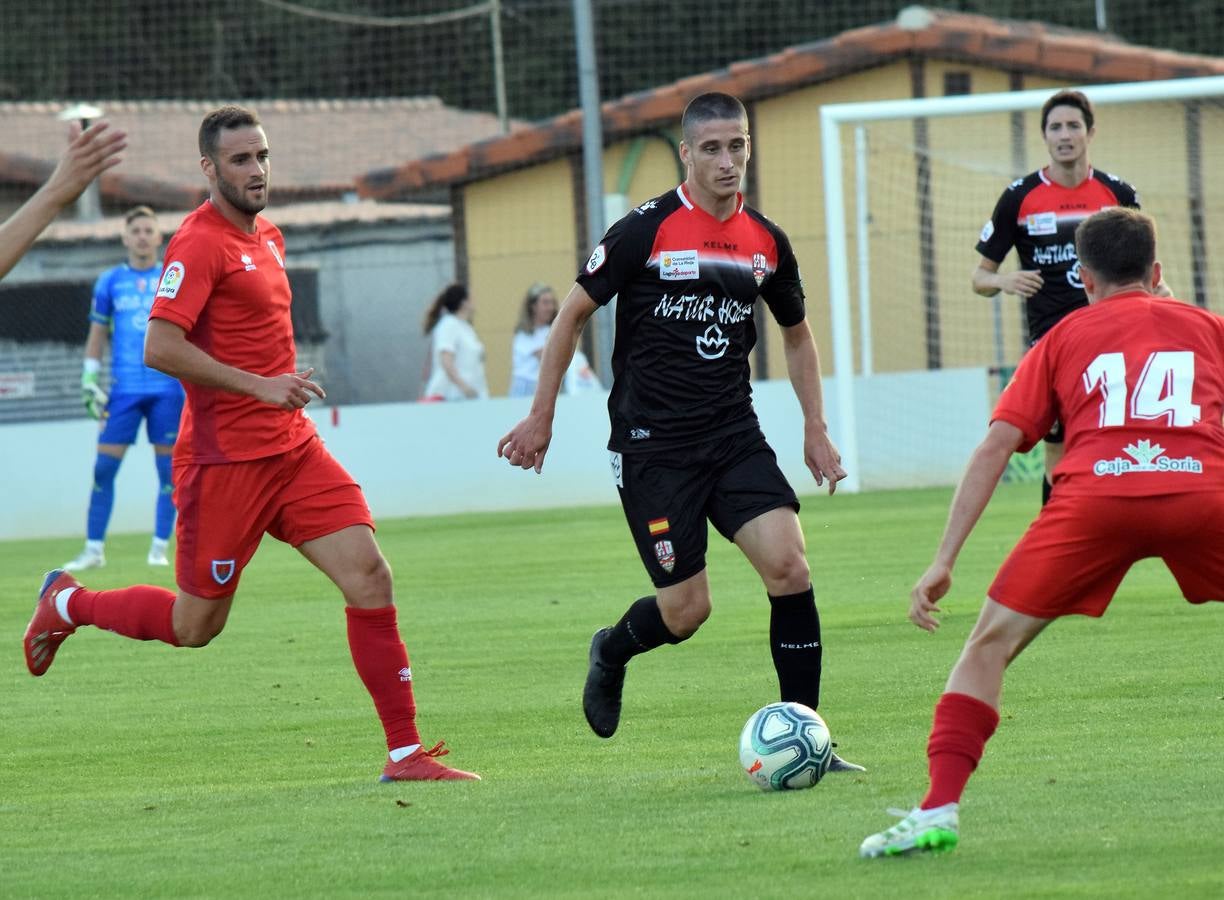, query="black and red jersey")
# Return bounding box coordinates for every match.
[976,167,1140,341]
[576,183,805,453]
